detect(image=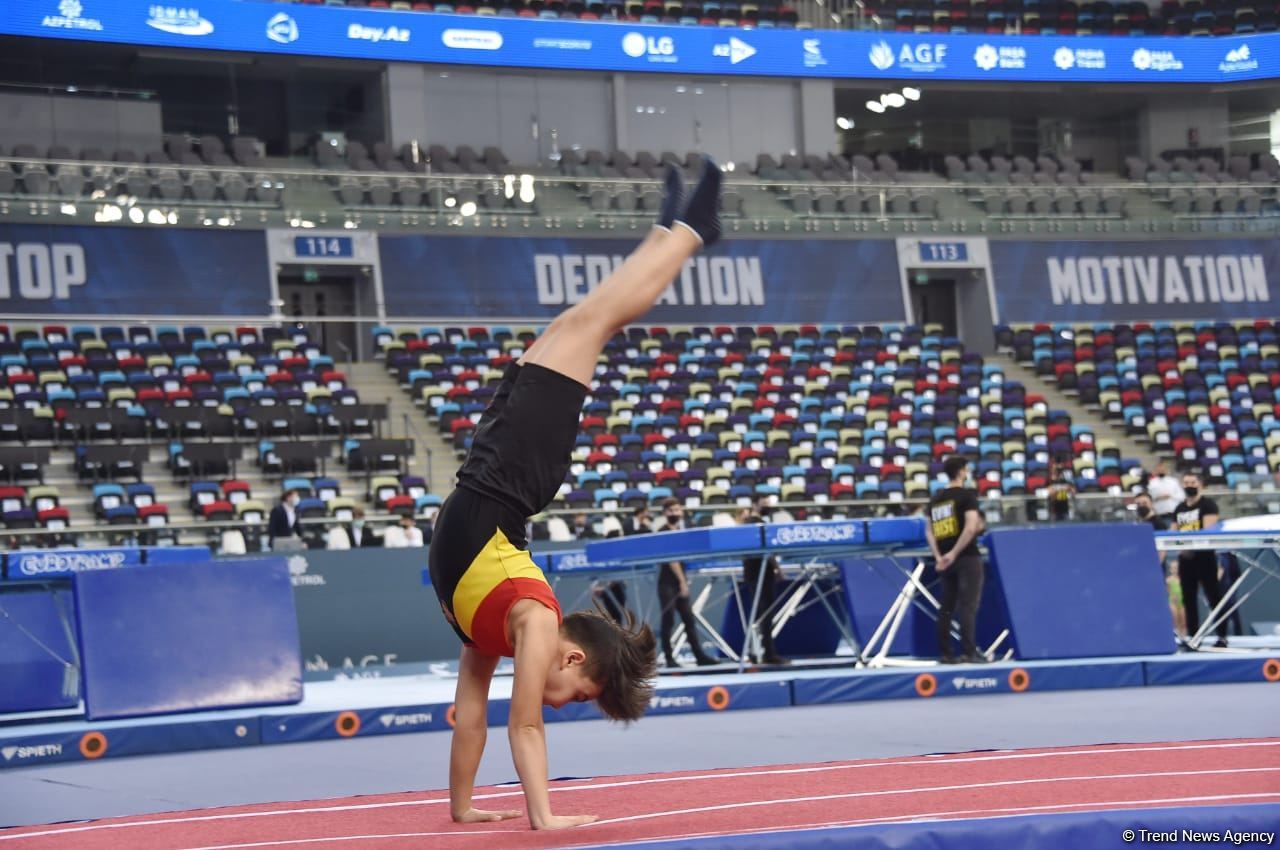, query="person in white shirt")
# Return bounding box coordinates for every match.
[384,513,425,548]
[1147,461,1185,519]
[326,507,379,550]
